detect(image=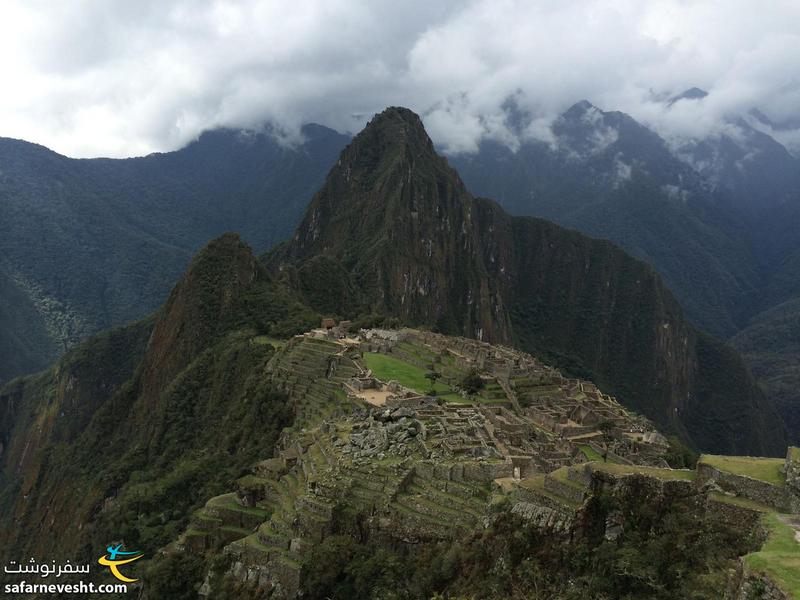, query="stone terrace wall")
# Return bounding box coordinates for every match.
[705,498,767,546]
[415,459,513,484]
[786,447,800,493]
[696,463,800,513]
[726,560,790,600]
